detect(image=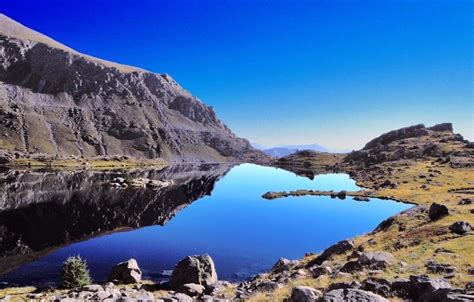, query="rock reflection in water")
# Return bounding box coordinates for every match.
[0,164,233,275]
